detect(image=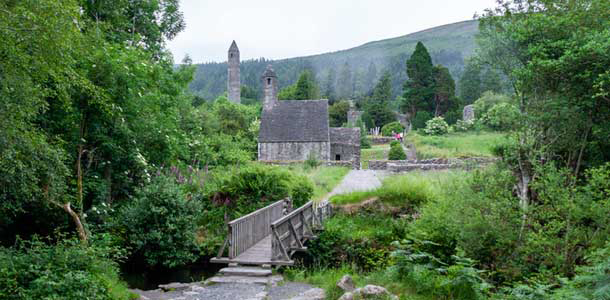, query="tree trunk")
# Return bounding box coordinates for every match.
[63,203,88,243]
